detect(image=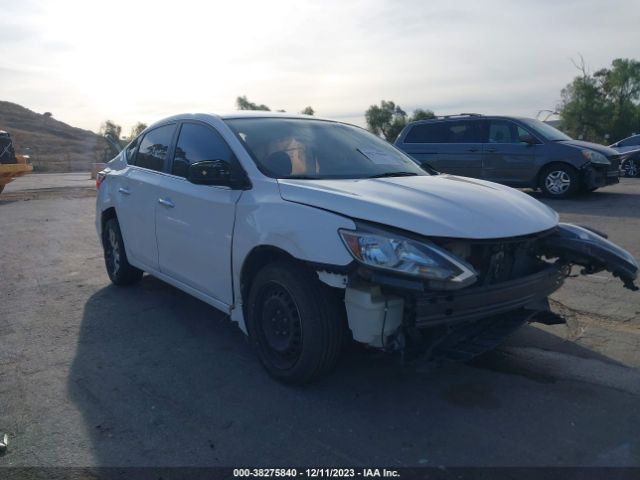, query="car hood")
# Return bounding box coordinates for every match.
[558,139,619,157]
[278,175,559,239]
